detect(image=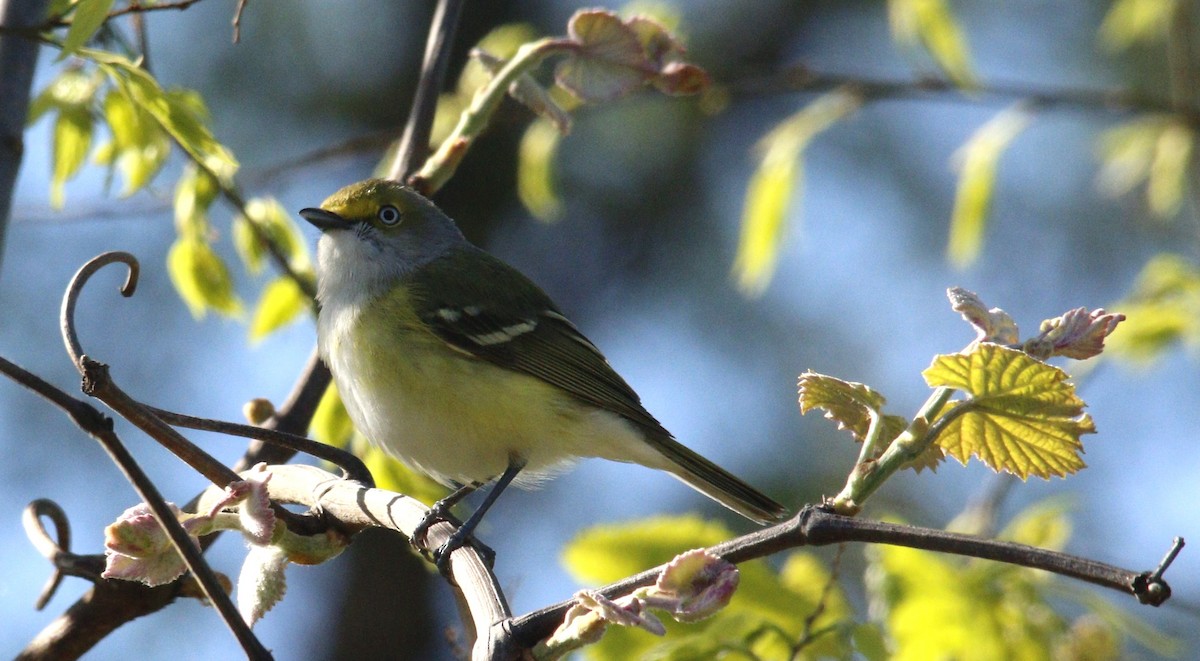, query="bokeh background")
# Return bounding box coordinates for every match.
[2,1,1197,659]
